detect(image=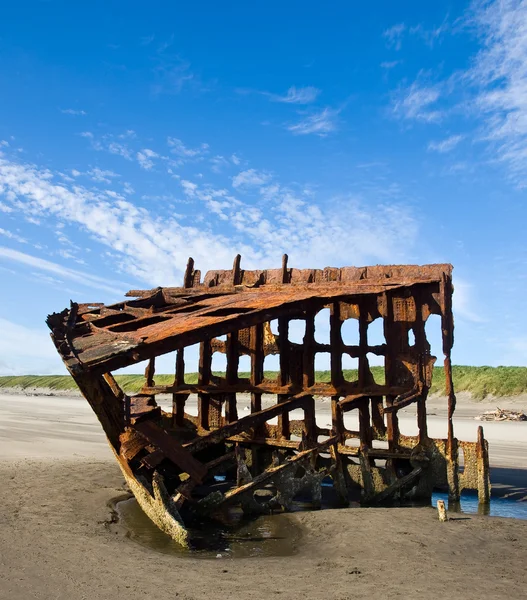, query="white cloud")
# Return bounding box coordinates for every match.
[392,81,443,123]
[270,86,320,104]
[287,108,339,136]
[167,137,209,158]
[0,318,66,375]
[87,167,120,183]
[61,108,87,116]
[107,142,133,160]
[136,148,159,170]
[0,246,127,294]
[232,169,271,188]
[428,134,464,153]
